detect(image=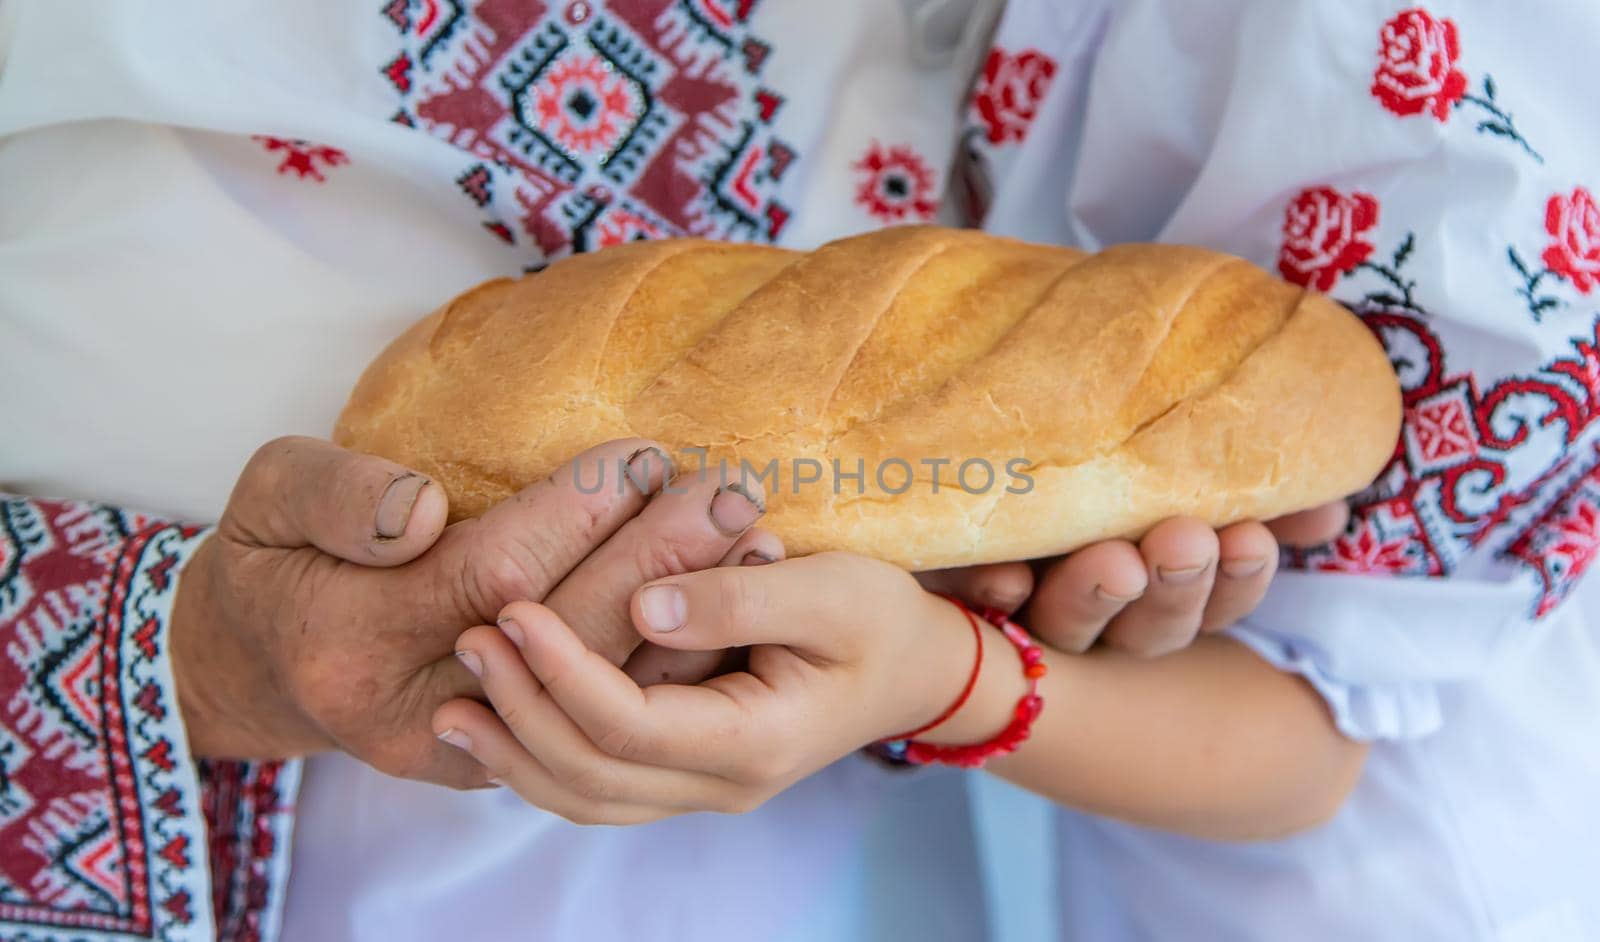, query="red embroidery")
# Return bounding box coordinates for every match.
[1277,186,1379,292]
[852,143,938,224]
[161,891,194,925]
[1508,185,1598,320]
[972,47,1057,146]
[1315,518,1421,575]
[1371,8,1466,121]
[1291,301,1600,616]
[252,136,349,183]
[1507,454,1600,616]
[381,0,409,32]
[530,53,642,157]
[483,221,516,244]
[382,0,795,257]
[1410,395,1478,464]
[1543,186,1600,294]
[202,760,295,942]
[381,50,413,94]
[1369,9,1542,161]
[754,88,783,122]
[0,500,211,938]
[594,207,666,246]
[457,164,493,207]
